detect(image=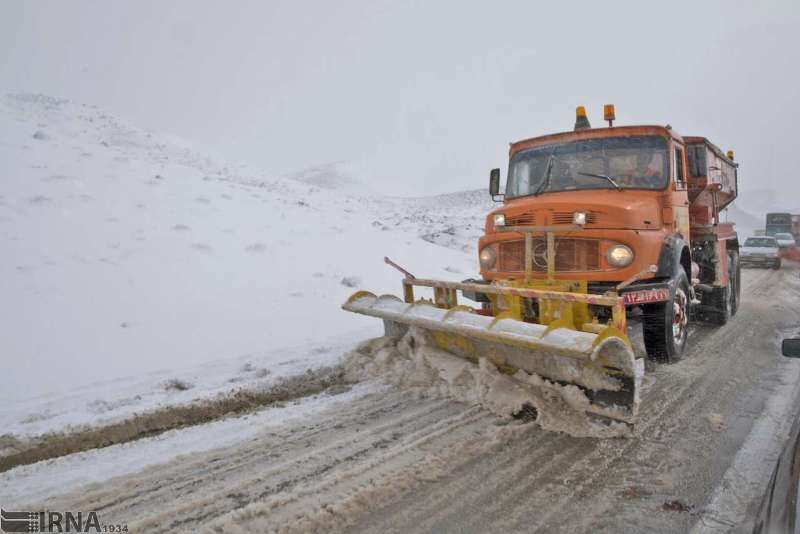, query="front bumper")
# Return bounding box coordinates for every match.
[741,255,779,266]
